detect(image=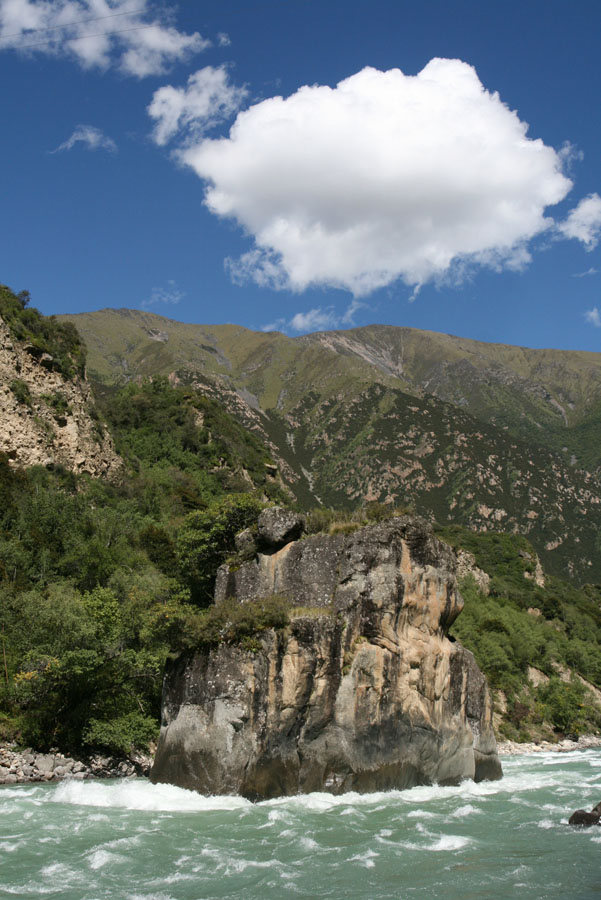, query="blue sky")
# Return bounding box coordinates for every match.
[1,0,600,350]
